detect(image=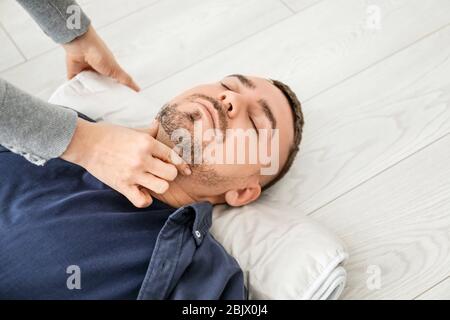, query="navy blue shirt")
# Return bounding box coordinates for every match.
[0,123,245,299]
